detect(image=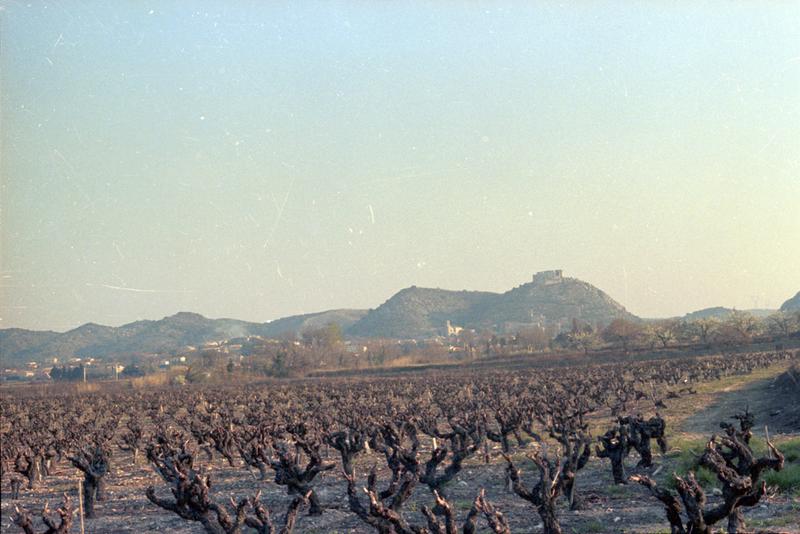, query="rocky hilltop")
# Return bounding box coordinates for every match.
[346,270,635,338]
